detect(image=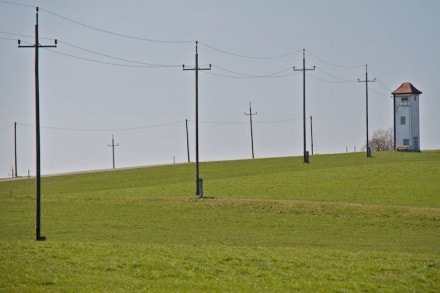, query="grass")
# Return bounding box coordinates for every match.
[0,151,439,291]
